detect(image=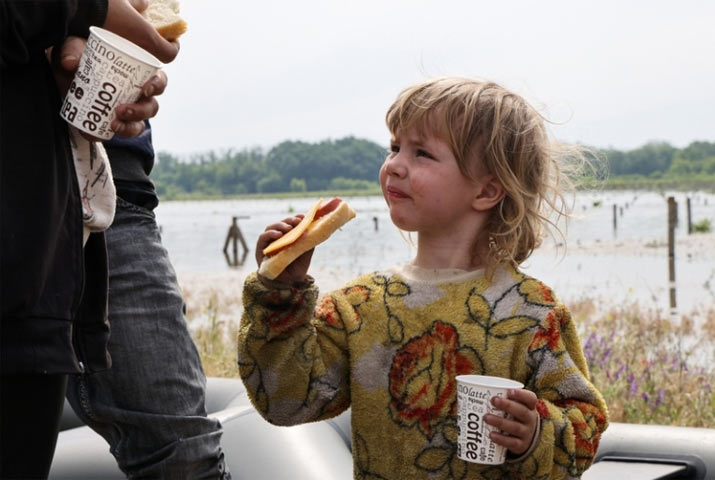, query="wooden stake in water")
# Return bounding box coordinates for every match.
[224,216,250,267]
[613,204,617,231]
[686,197,692,235]
[667,197,677,318]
